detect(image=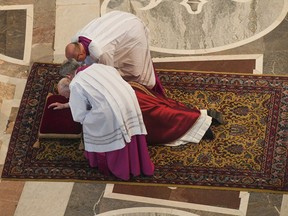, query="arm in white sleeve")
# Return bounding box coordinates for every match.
[98,51,114,67]
[69,84,90,124]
